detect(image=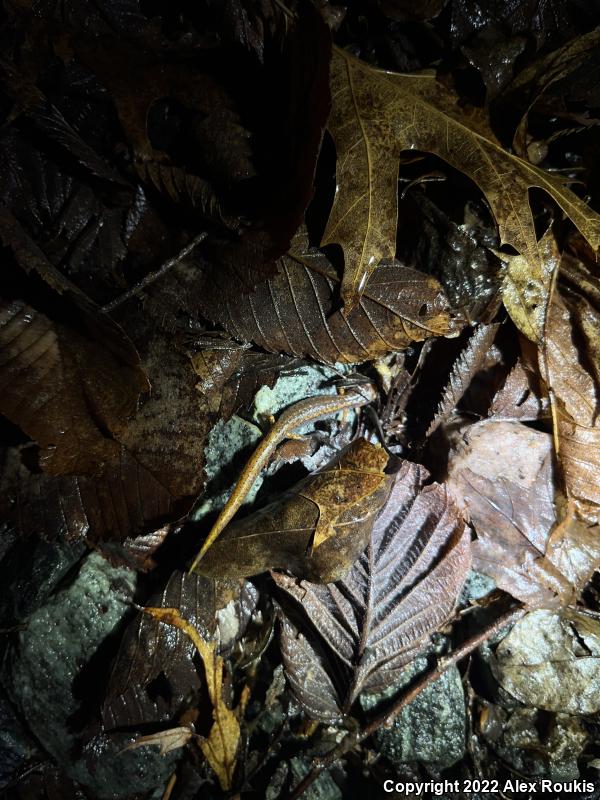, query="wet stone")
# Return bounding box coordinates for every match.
[361,659,466,769]
[4,552,178,798]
